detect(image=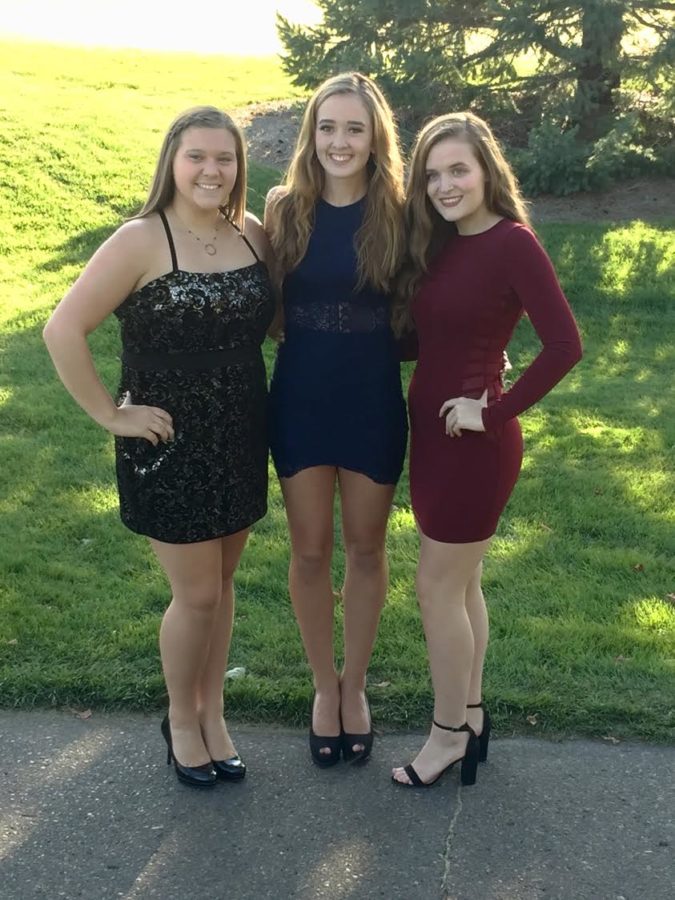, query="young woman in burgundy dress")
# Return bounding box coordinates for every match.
[391,112,582,787]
